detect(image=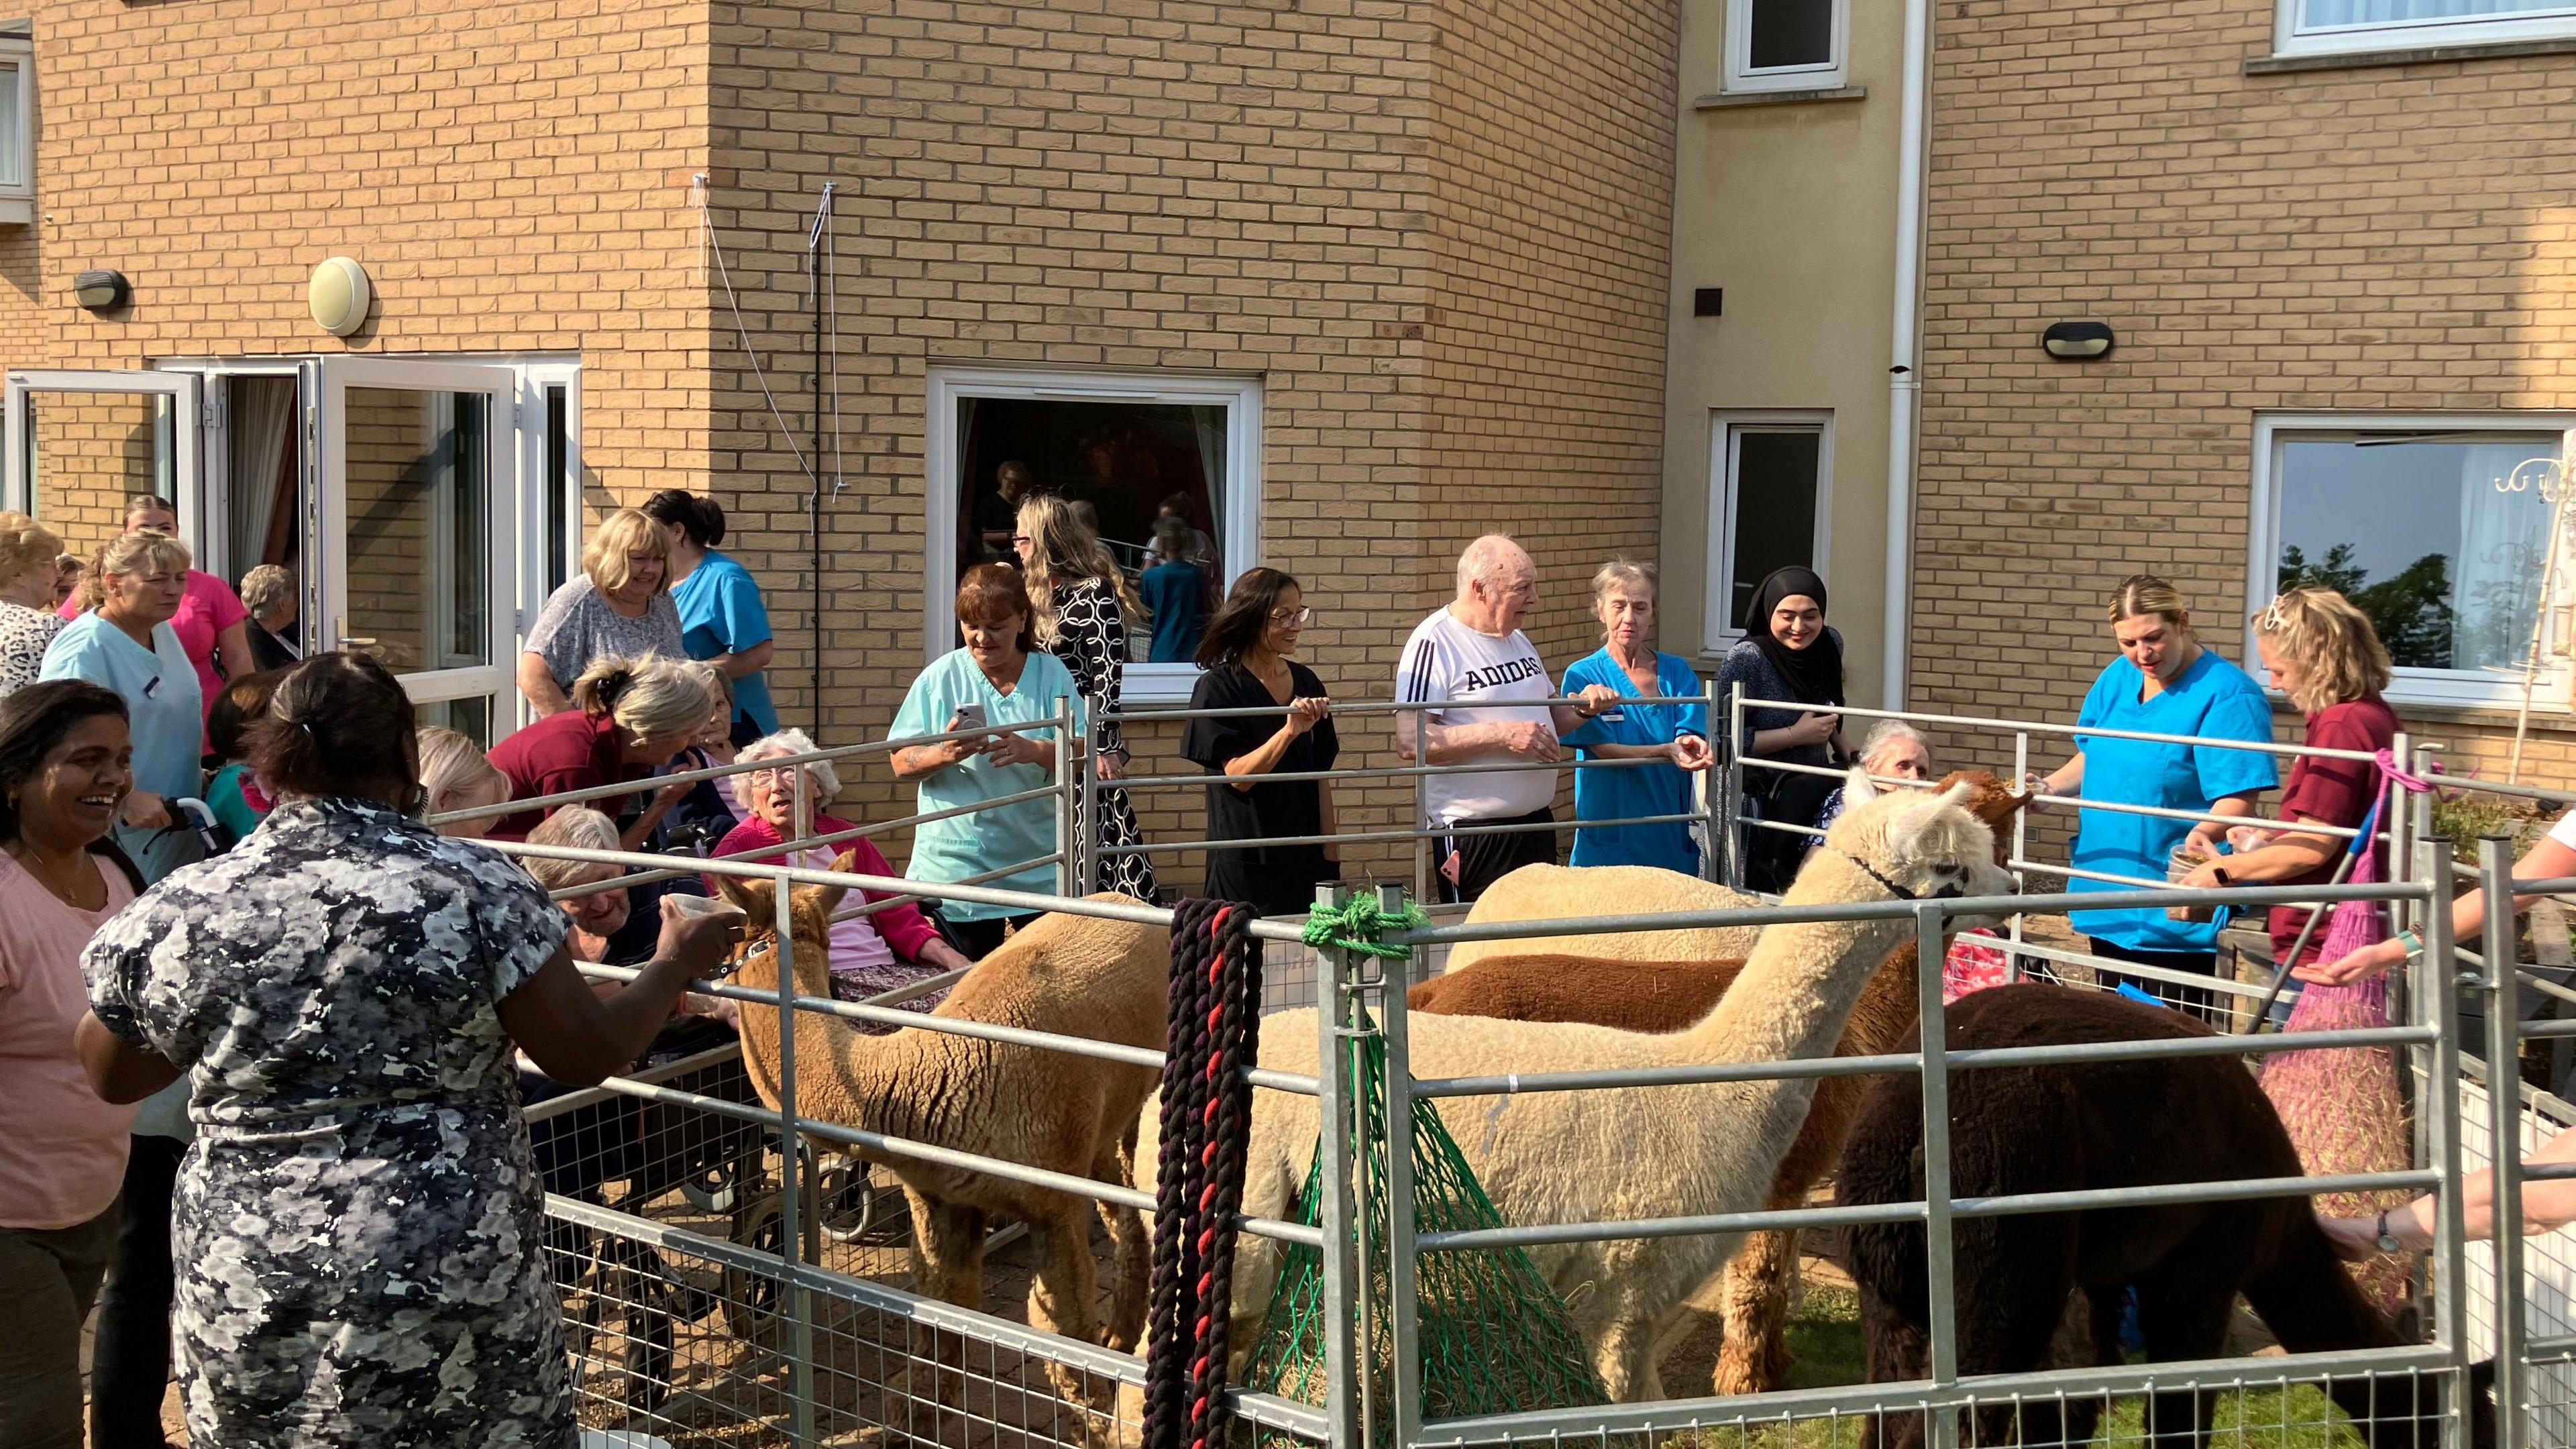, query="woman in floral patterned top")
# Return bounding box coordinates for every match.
[73,653,744,1449]
[0,512,65,700]
[1014,492,1159,900]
